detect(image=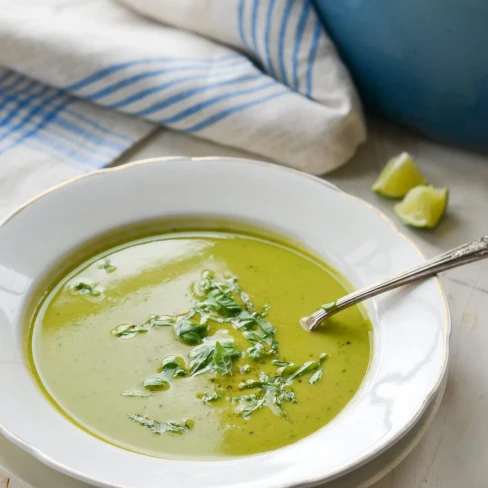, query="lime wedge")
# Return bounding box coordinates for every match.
[394,186,449,229]
[372,152,428,198]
